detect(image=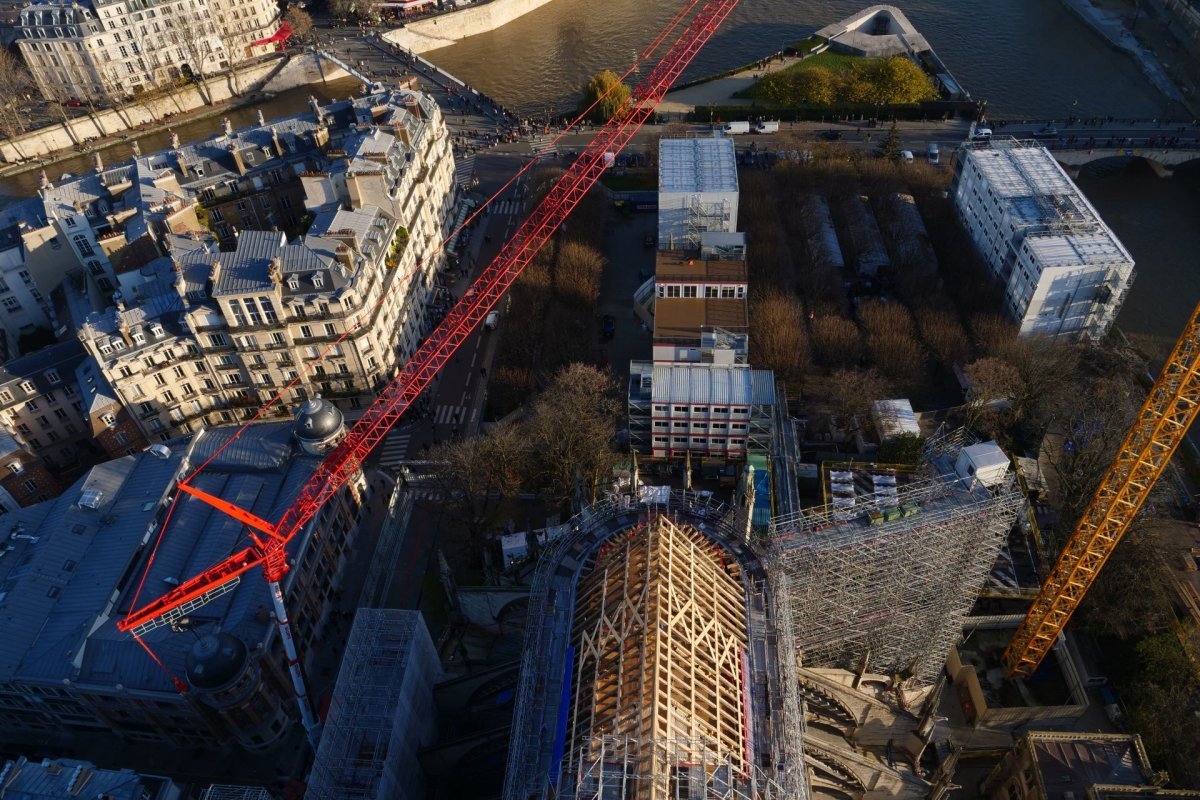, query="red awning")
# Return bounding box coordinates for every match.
[251,20,294,47]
